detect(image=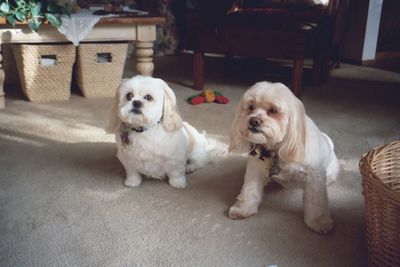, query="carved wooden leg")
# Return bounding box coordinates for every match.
[292,59,304,97]
[136,41,154,76]
[0,43,5,108]
[135,25,156,77]
[193,52,204,91]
